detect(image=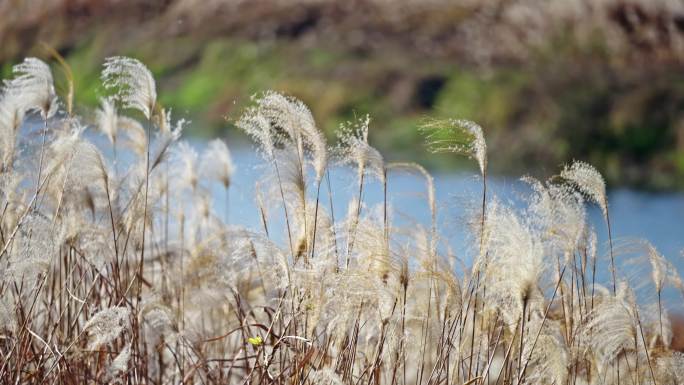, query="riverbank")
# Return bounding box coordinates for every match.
[2,0,684,189]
